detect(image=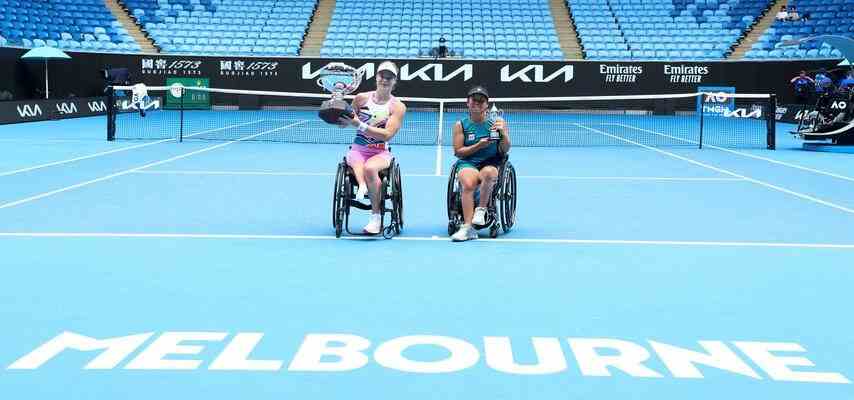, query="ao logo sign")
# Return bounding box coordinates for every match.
[831,101,847,110]
[88,101,107,113]
[56,102,77,115]
[500,65,574,82]
[703,93,731,103]
[16,104,42,118]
